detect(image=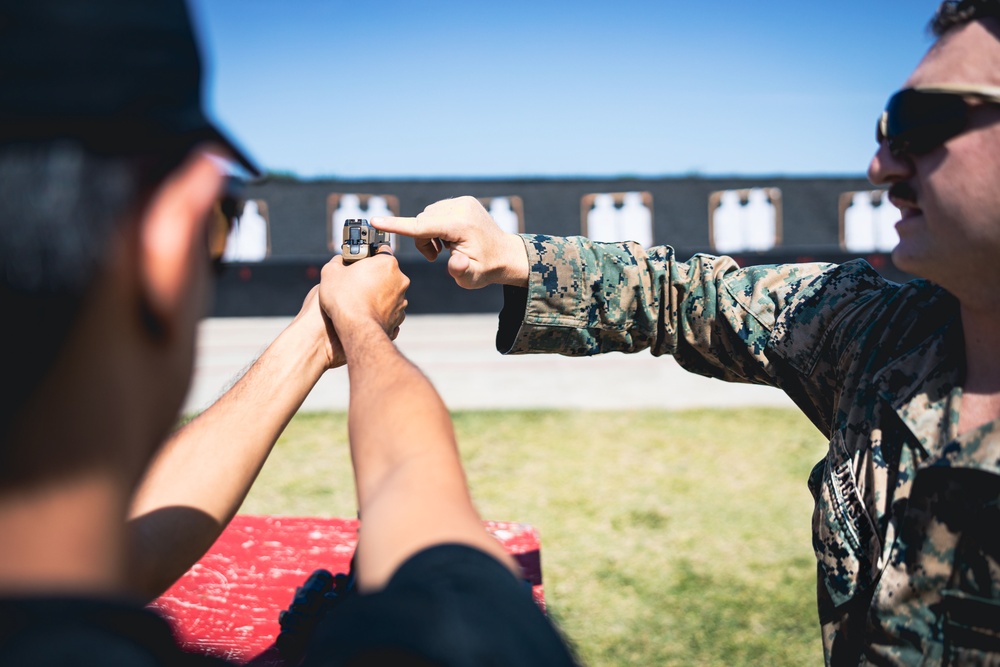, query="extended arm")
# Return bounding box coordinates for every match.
[376,195,851,417]
[125,287,342,600]
[319,251,517,592]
